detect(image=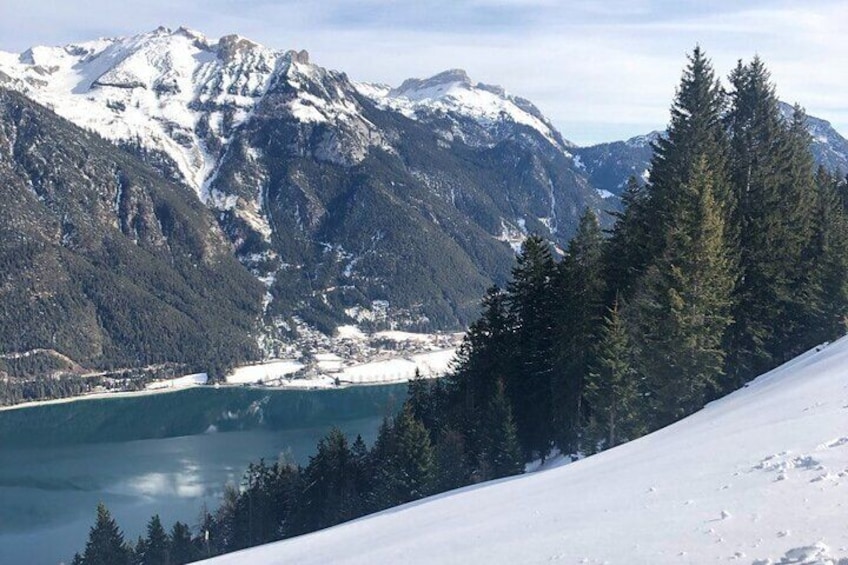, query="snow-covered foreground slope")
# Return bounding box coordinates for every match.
[206,337,848,565]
